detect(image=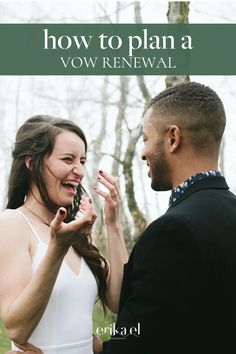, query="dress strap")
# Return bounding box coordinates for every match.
[16,210,42,243]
